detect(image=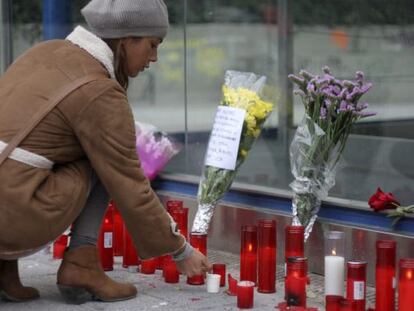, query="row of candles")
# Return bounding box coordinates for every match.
[238,221,310,309]
[53,200,216,285]
[241,223,414,311]
[324,231,414,311]
[52,200,414,310]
